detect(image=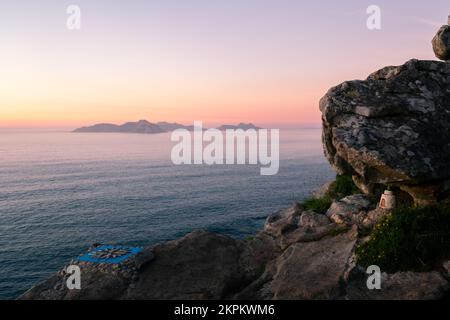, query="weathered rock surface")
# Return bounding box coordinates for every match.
[21,261,135,300]
[21,230,281,300]
[326,195,372,225]
[20,199,450,300]
[264,204,339,250]
[320,59,450,205]
[299,210,332,228]
[264,204,302,237]
[311,181,334,199]
[269,227,357,300]
[346,271,450,300]
[432,18,450,60]
[124,231,246,299]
